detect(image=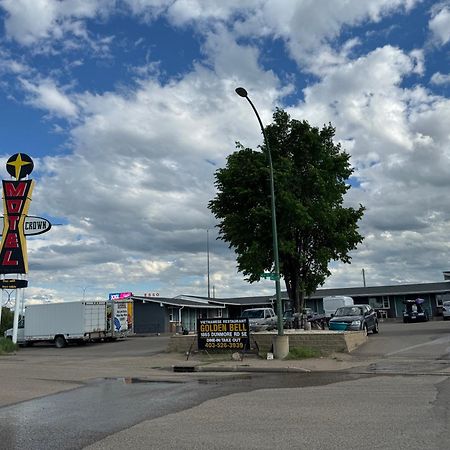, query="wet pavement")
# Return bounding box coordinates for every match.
[0,371,372,450]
